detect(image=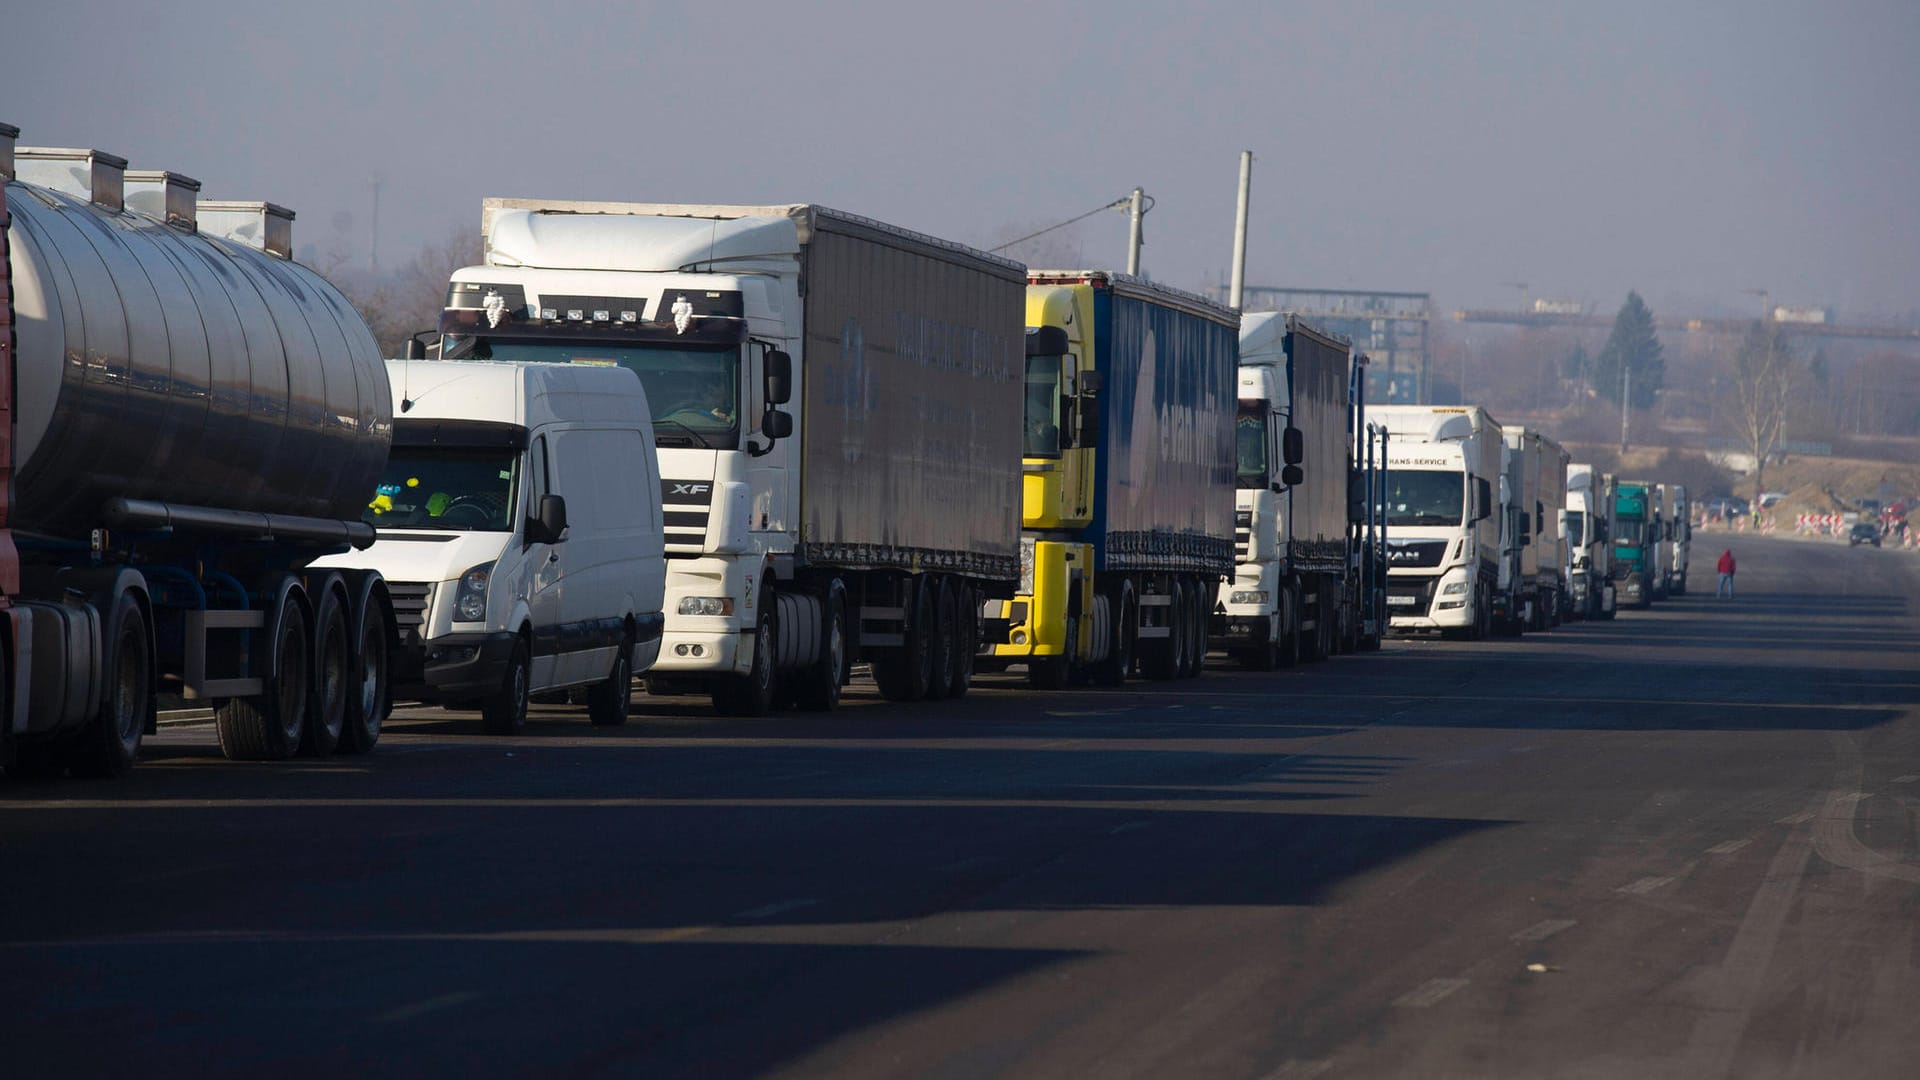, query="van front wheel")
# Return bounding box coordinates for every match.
[481,639,530,735]
[588,633,633,726]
